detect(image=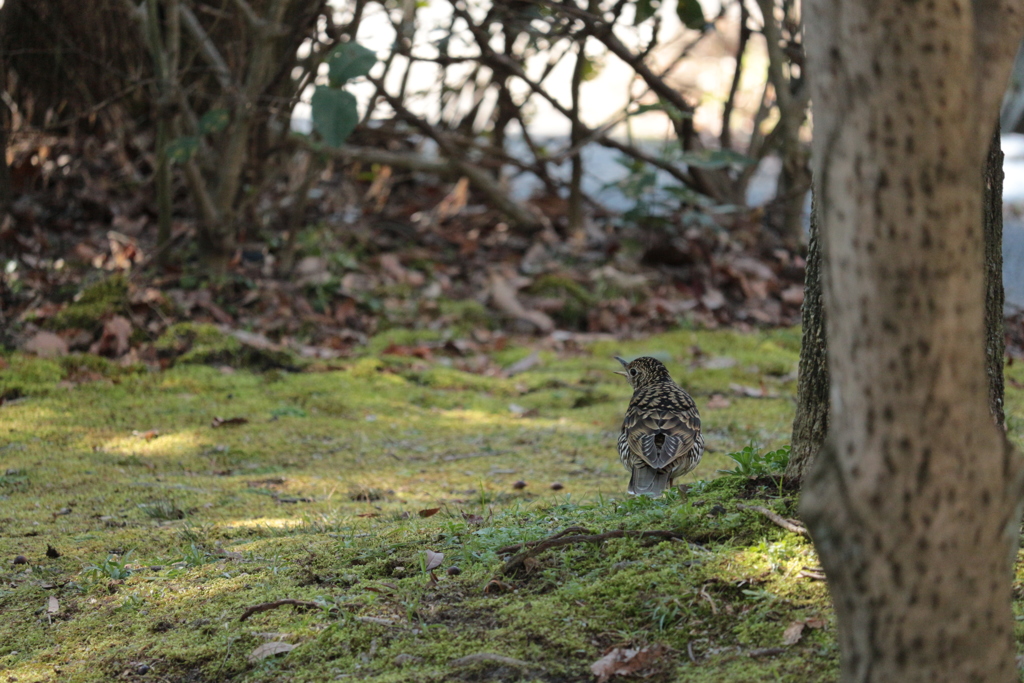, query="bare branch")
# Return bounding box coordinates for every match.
[179,4,238,95]
[736,504,808,535]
